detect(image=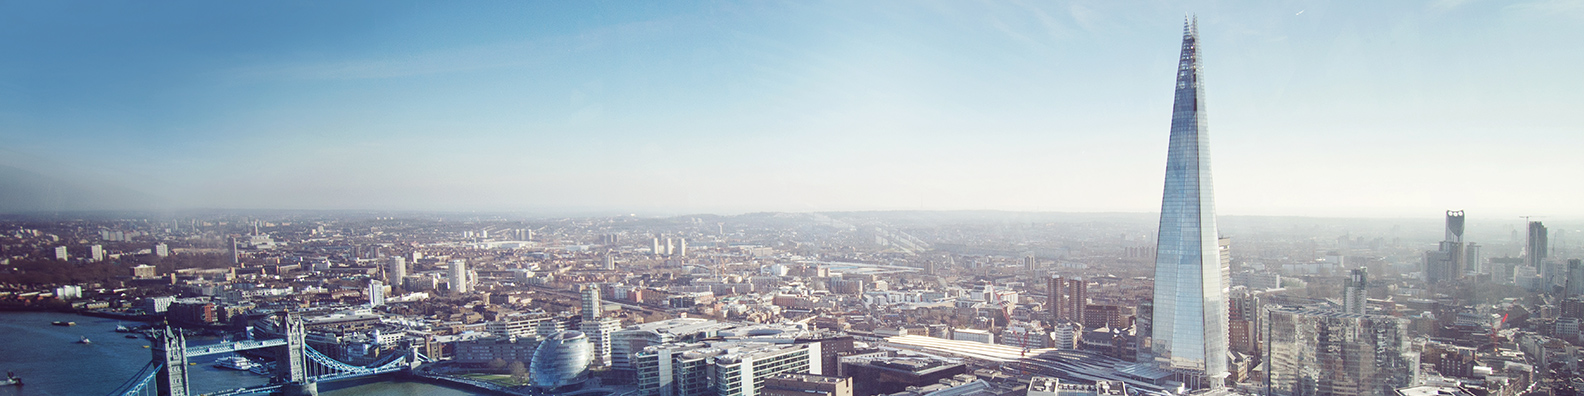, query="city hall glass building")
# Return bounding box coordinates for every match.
[1148,19,1229,388]
[532,330,593,390]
